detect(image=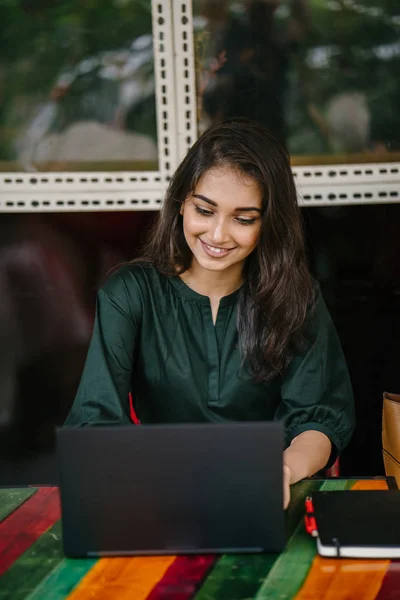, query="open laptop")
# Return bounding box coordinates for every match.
[57,421,285,557]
